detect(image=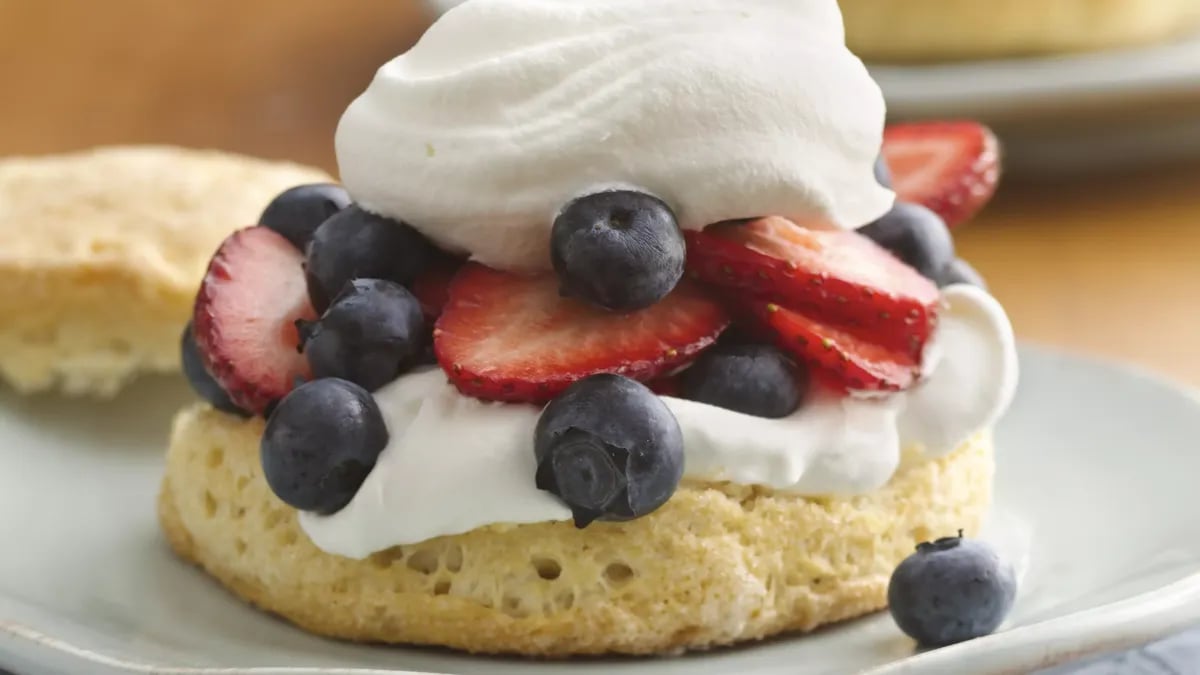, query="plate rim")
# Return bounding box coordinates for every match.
[4,344,1200,675]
